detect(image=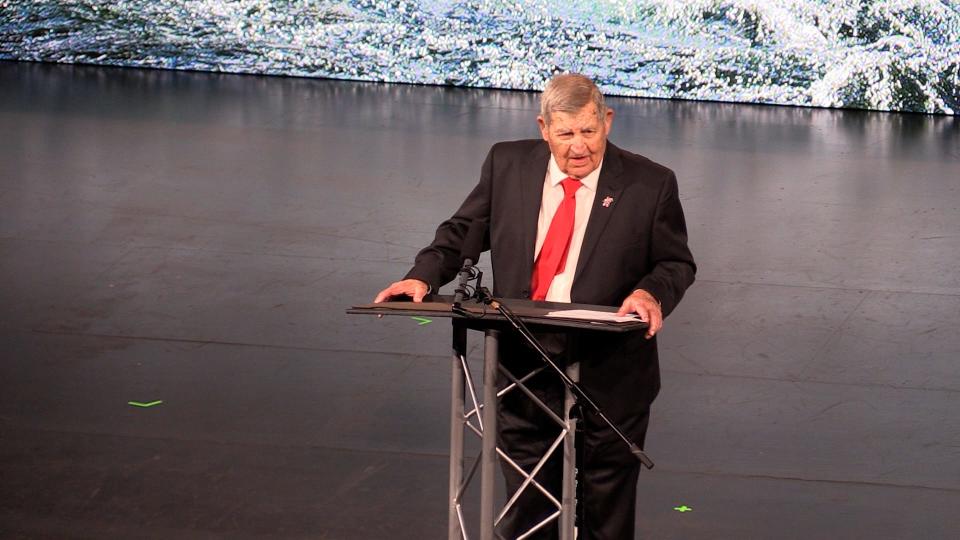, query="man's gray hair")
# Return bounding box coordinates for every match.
[540,73,607,125]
